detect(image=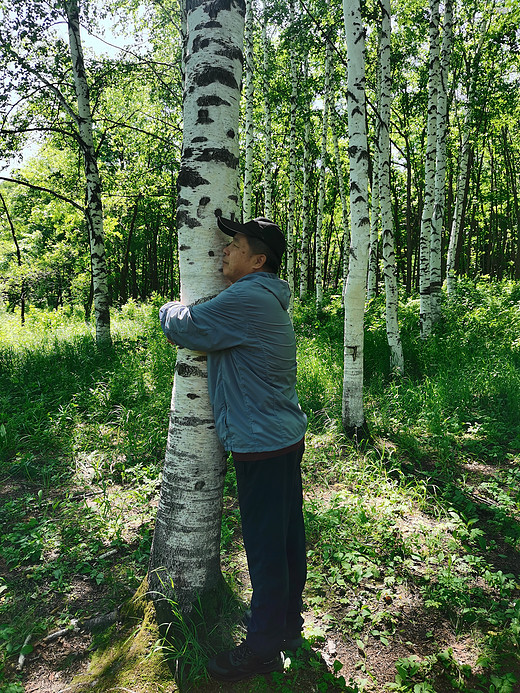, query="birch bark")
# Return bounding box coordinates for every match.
[261,6,273,219]
[446,23,487,295]
[299,116,311,300]
[316,42,332,308]
[64,0,111,346]
[378,0,404,374]
[331,115,350,299]
[419,0,440,339]
[430,0,453,322]
[242,0,254,220]
[149,0,245,614]
[286,0,299,310]
[342,0,371,433]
